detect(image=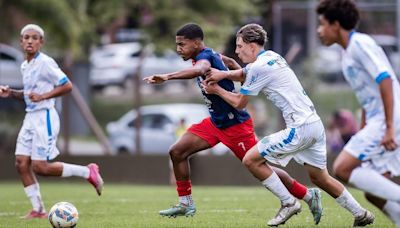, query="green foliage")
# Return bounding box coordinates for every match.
[1,0,88,58]
[140,0,258,52]
[0,182,393,227]
[1,0,259,59]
